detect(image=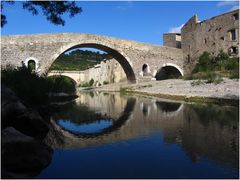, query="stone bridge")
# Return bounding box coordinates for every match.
[1,33,184,83]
